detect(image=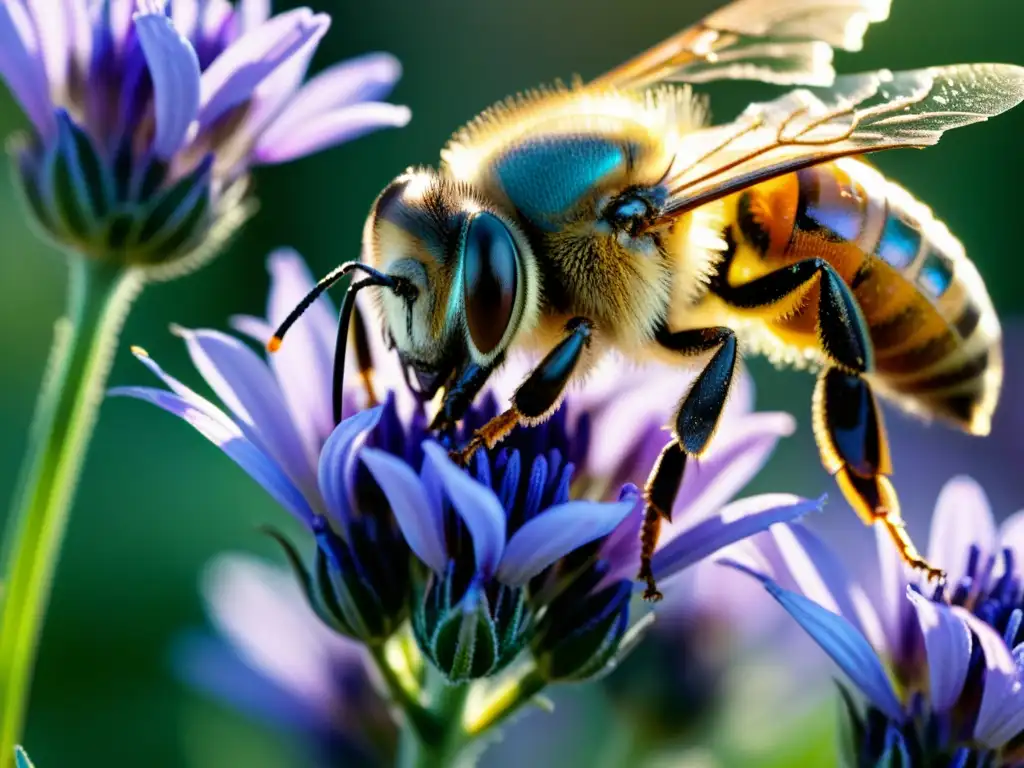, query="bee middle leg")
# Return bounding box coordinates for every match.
[638,325,738,601]
[450,318,593,464]
[712,257,942,581]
